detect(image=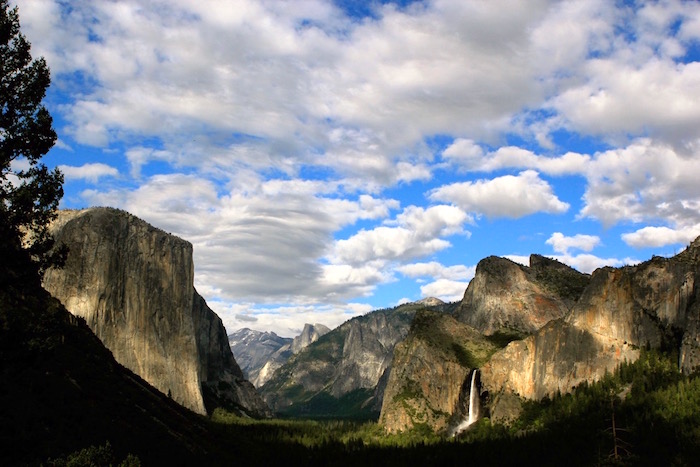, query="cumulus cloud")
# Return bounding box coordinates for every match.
[539,2,700,148]
[550,60,700,146]
[504,255,530,267]
[16,0,557,185]
[443,140,590,176]
[396,261,476,282]
[443,138,700,235]
[329,205,470,265]
[59,163,119,182]
[621,225,700,248]
[211,300,373,338]
[546,232,601,255]
[429,170,569,218]
[580,139,700,228]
